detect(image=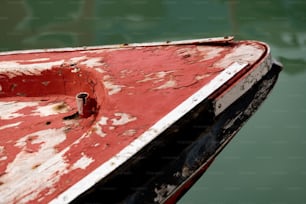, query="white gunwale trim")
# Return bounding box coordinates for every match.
[214,48,272,115]
[0,36,233,56]
[50,61,248,204]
